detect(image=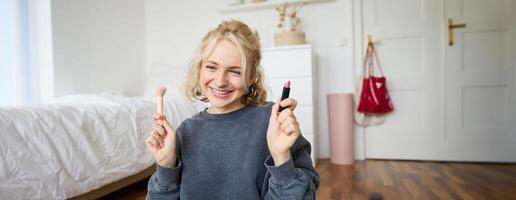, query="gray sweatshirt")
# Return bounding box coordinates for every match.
[147,102,319,200]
